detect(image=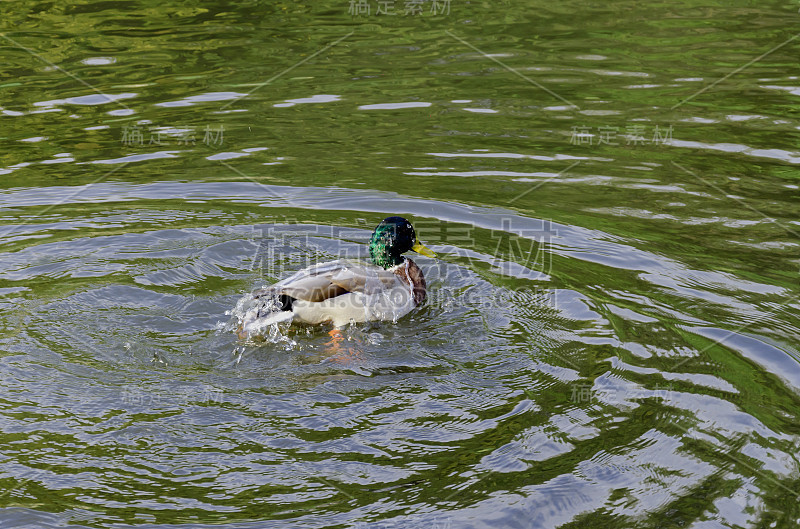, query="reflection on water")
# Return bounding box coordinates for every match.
[1,0,800,527]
